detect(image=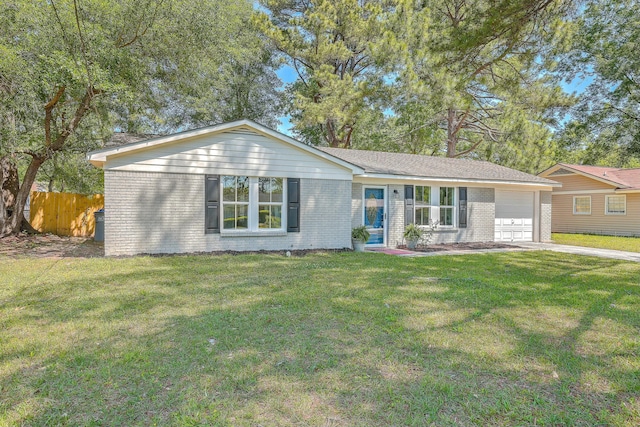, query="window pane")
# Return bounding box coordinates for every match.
[440,207,453,226]
[258,178,270,202]
[237,177,249,202]
[574,197,590,214]
[223,205,236,229]
[222,176,236,202]
[259,205,282,229]
[271,178,283,202]
[416,186,430,204]
[607,196,625,214]
[440,187,454,206]
[236,204,248,228]
[416,207,430,225]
